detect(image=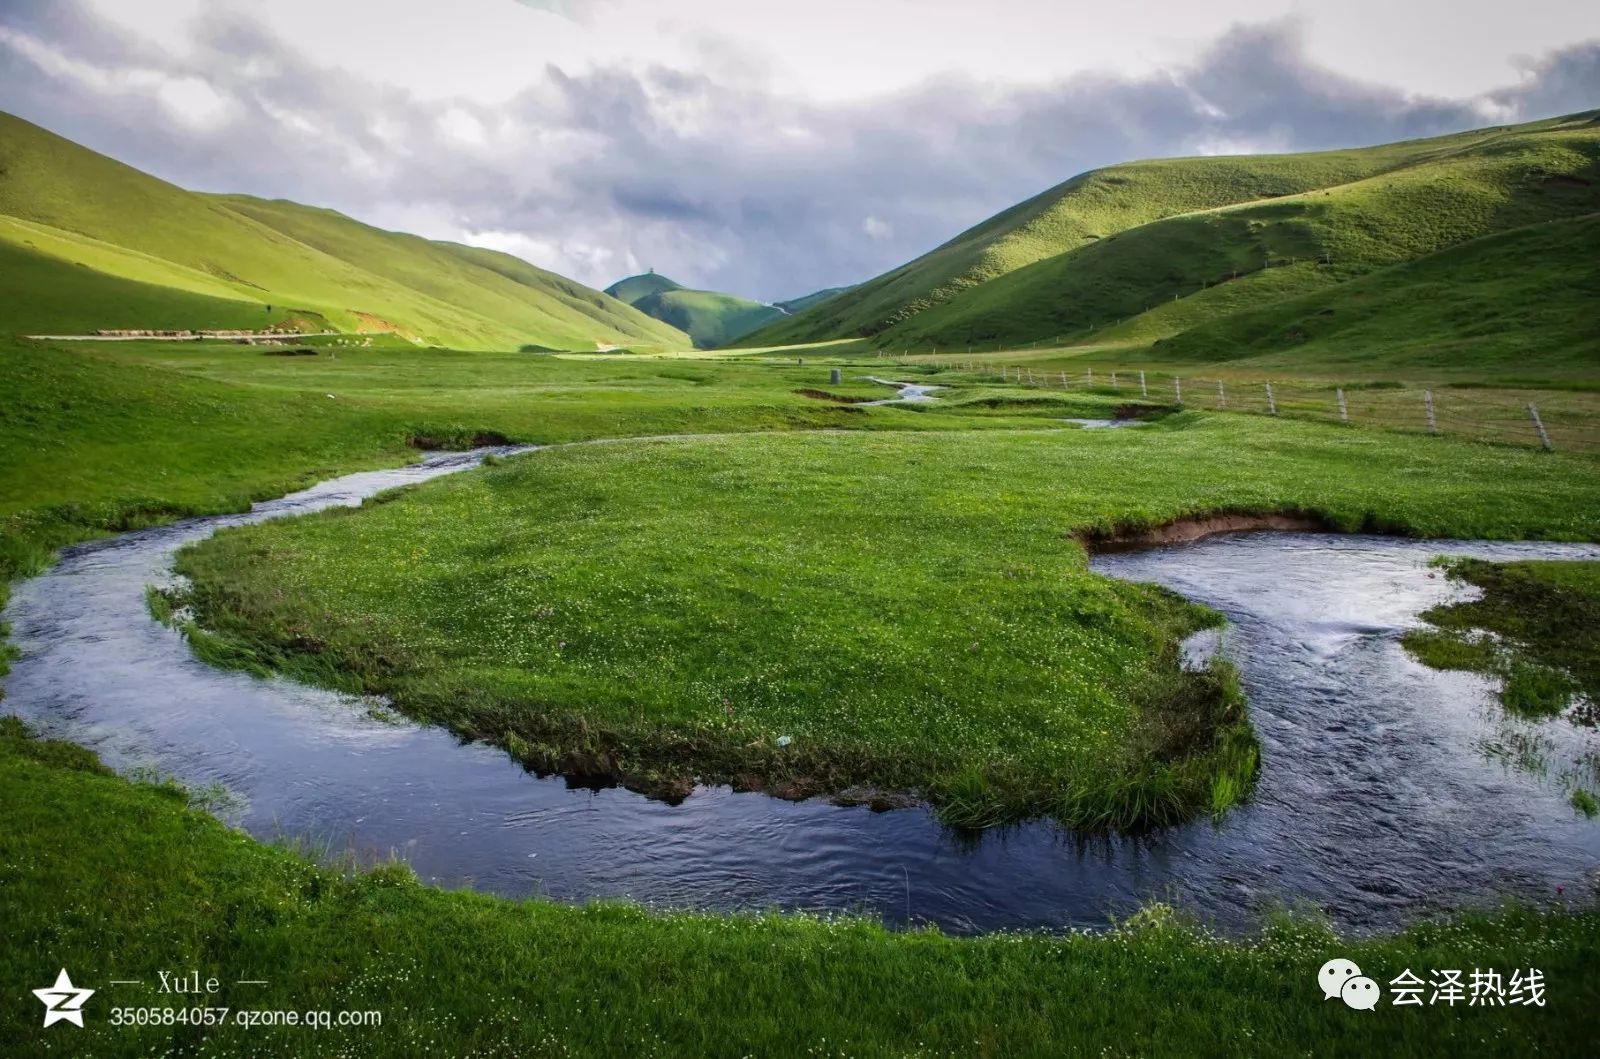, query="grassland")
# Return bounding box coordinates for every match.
[4,334,1600,1054]
[0,338,1000,593]
[775,285,854,314]
[0,112,689,350]
[167,417,1600,827]
[605,271,784,348]
[0,337,1118,650]
[738,111,1600,377]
